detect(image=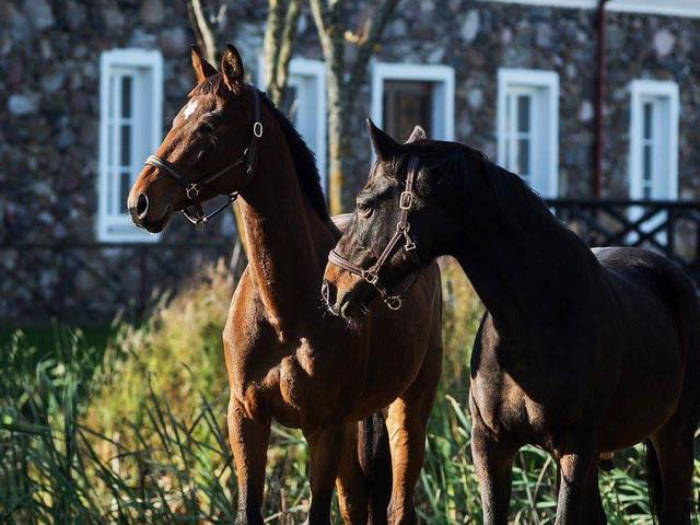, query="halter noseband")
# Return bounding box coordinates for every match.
[144,86,263,225]
[328,155,421,311]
